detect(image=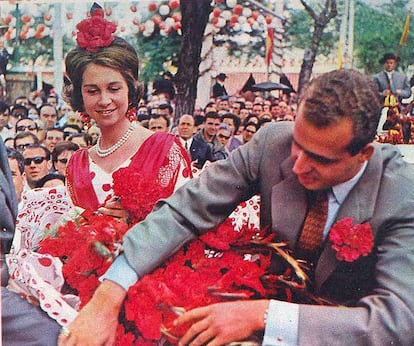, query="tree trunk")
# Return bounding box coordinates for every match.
[174,0,212,123]
[298,24,325,96]
[297,0,337,97]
